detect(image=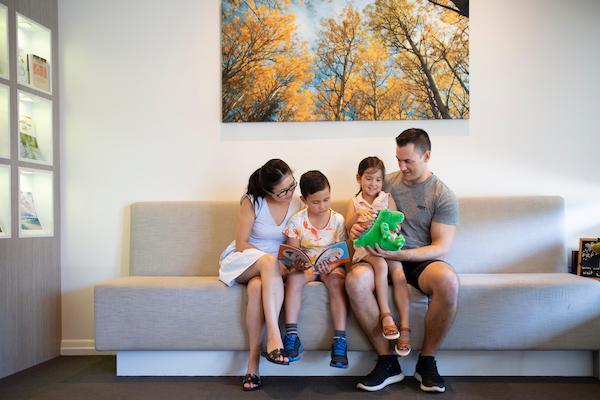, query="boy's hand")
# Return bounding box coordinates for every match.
[291,258,307,272]
[315,260,333,275]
